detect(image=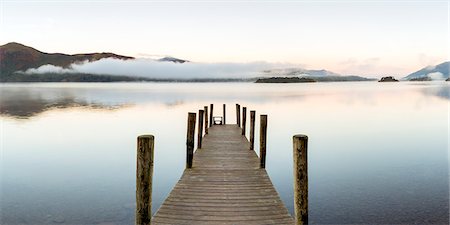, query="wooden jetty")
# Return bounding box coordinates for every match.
[136,104,308,225]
